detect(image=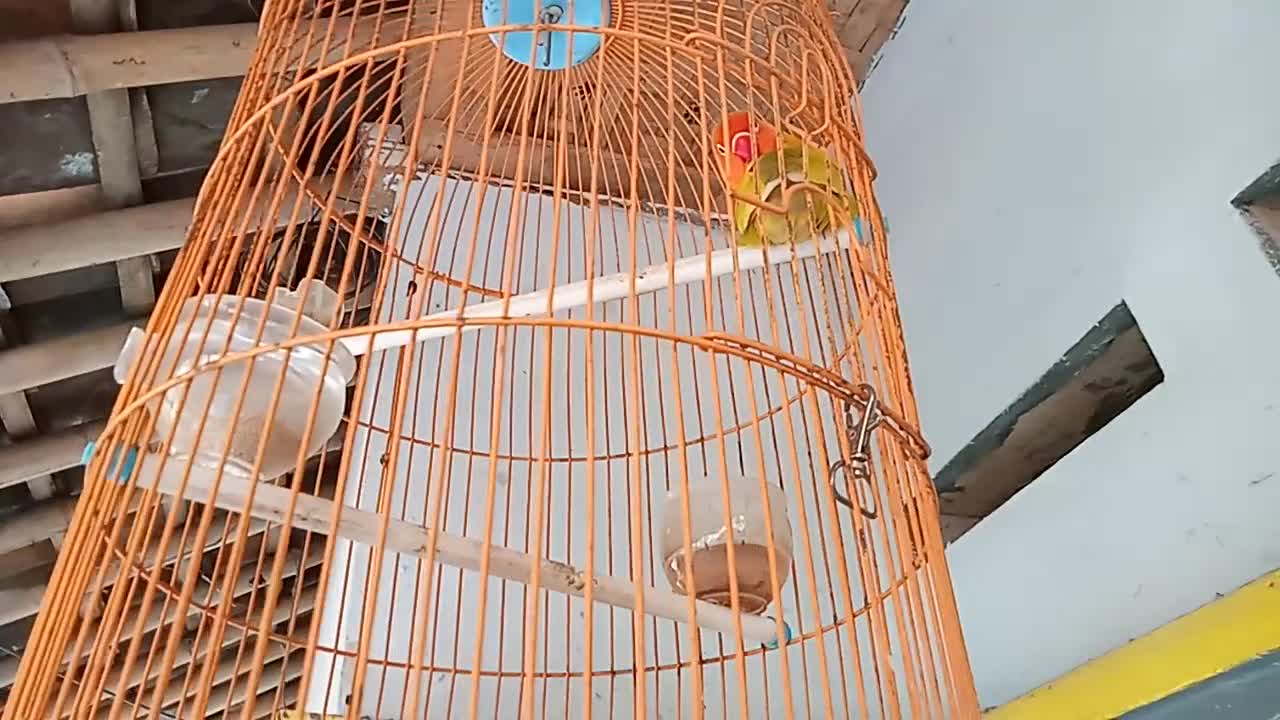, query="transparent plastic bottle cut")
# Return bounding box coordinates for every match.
[112,280,356,479]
